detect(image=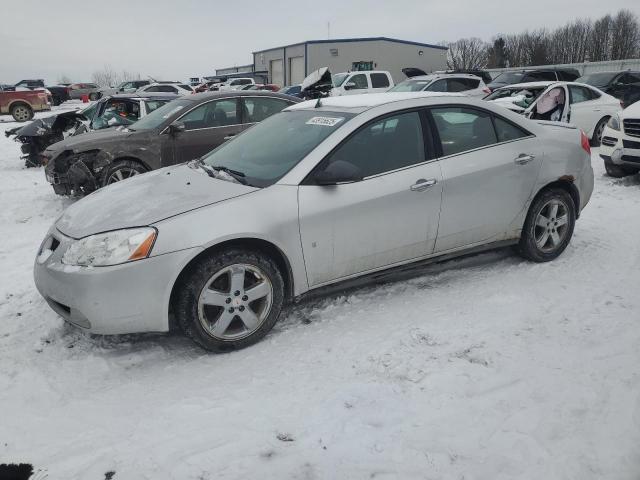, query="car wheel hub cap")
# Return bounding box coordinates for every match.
[197,264,273,341]
[534,199,569,253]
[107,167,140,184]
